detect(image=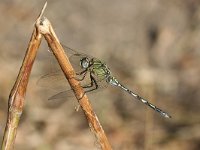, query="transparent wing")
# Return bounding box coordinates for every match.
[48,78,109,100]
[48,90,75,100]
[46,44,102,74]
[38,69,109,100]
[38,45,88,89]
[61,44,96,60]
[62,44,99,73]
[37,71,69,90]
[37,69,94,90]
